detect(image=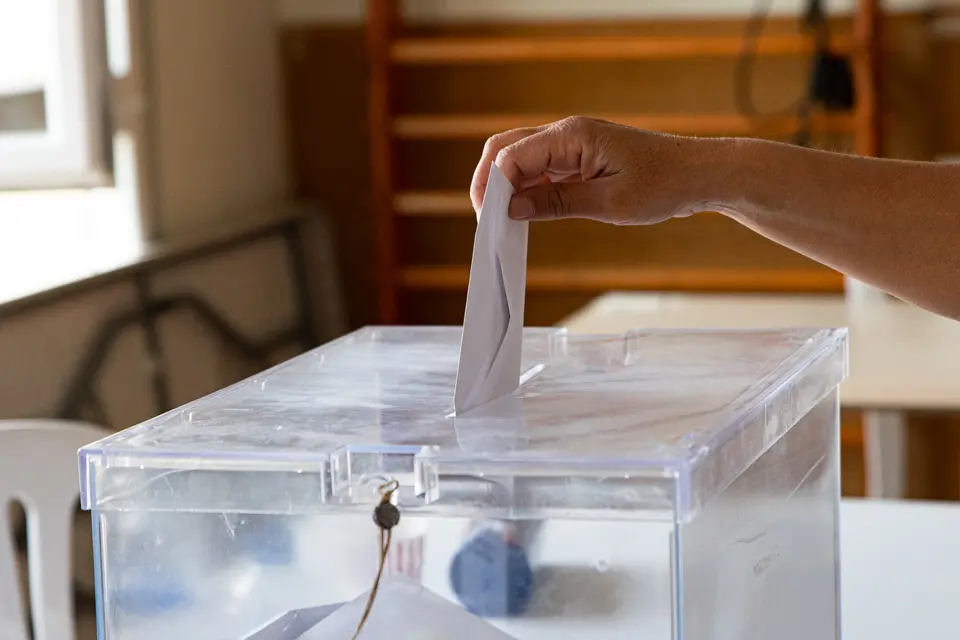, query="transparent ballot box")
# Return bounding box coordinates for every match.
[79,326,848,639]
